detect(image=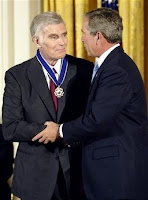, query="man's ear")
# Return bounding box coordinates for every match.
[96,32,104,45]
[32,36,41,48]
[96,32,100,45]
[97,33,100,40]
